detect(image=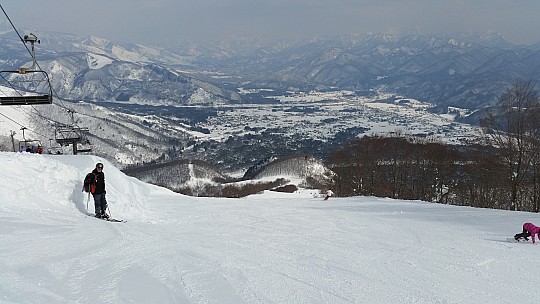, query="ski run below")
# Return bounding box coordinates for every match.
[1,152,539,304]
